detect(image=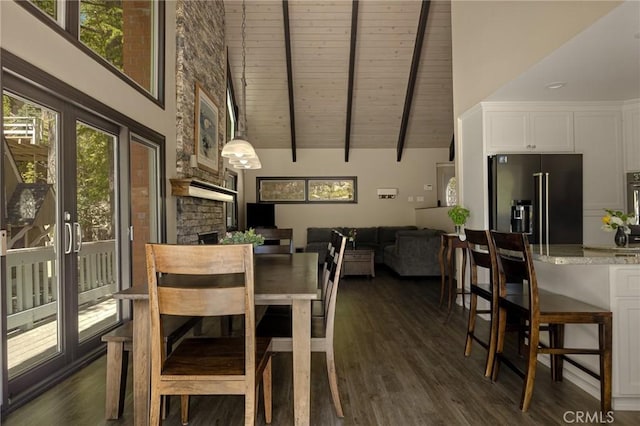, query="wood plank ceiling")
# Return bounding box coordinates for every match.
[224,0,453,162]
